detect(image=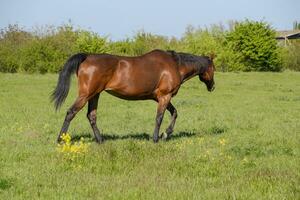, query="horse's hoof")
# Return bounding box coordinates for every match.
[164,129,173,141]
[161,133,169,141]
[165,127,173,135]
